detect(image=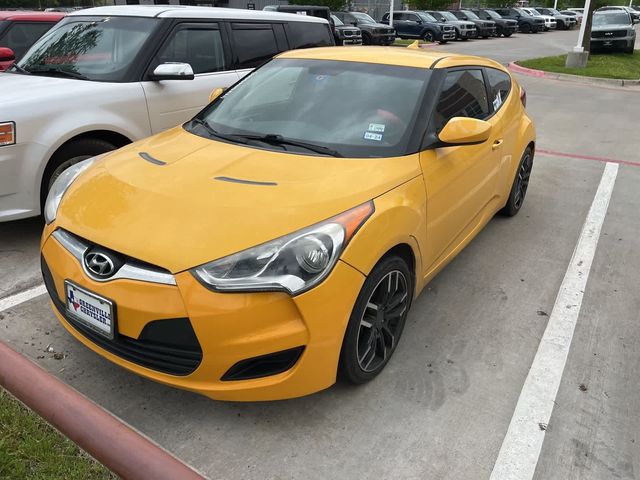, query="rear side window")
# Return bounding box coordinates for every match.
[485,68,511,112]
[157,24,226,74]
[231,23,279,69]
[434,69,489,131]
[0,22,53,59]
[287,21,333,49]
